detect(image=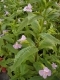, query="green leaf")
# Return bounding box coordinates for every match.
[28,13,36,20]
[20,63,29,75]
[11,46,38,70]
[33,61,44,72]
[40,33,60,44]
[2,34,14,43]
[17,18,28,35]
[29,76,44,80]
[39,39,57,53]
[4,44,18,54]
[20,77,25,80]
[29,0,40,3]
[30,20,40,34]
[0,38,4,47]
